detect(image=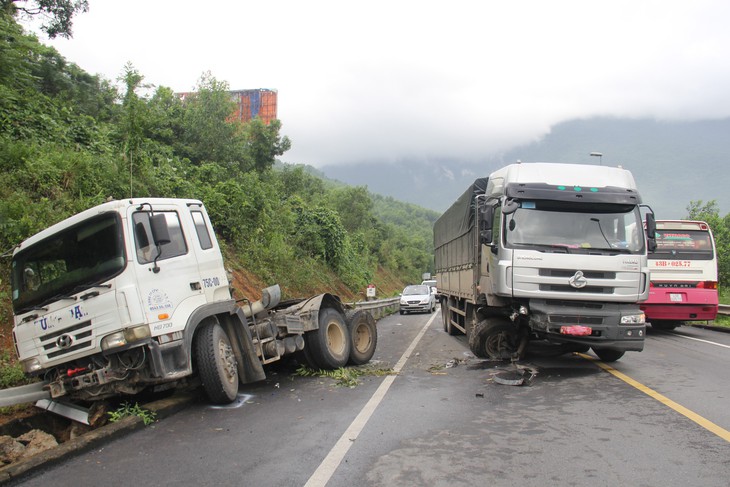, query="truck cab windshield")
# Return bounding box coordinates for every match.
[11,213,125,314]
[504,202,644,254]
